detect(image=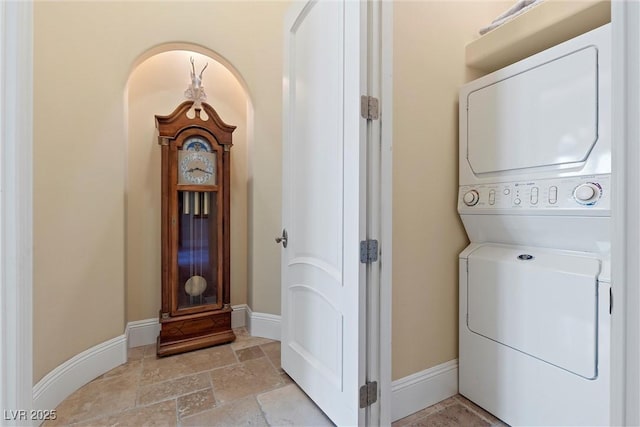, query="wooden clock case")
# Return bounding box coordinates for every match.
[155,101,236,357]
